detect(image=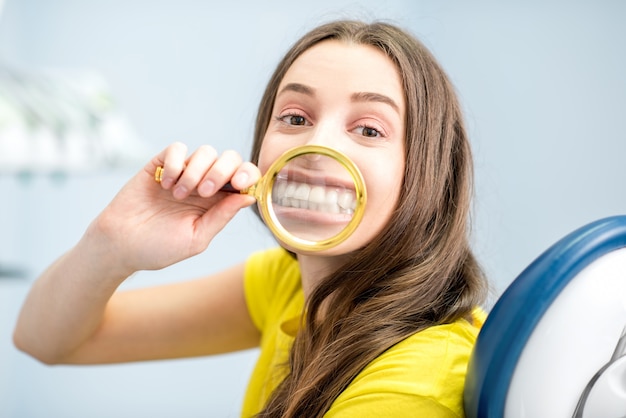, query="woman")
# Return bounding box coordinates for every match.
[14,20,487,417]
